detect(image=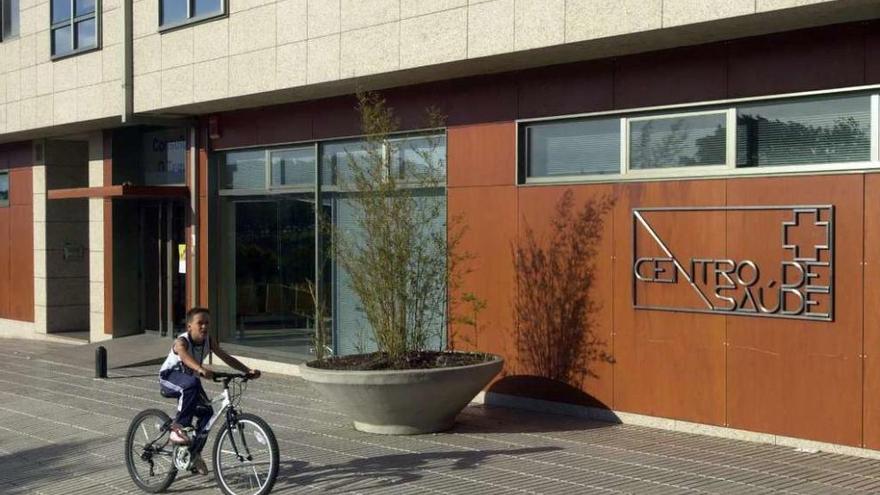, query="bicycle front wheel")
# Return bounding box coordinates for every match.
[125,409,177,493]
[212,413,279,495]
